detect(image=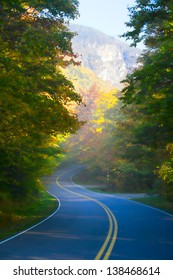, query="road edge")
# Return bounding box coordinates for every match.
[0,191,61,245]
